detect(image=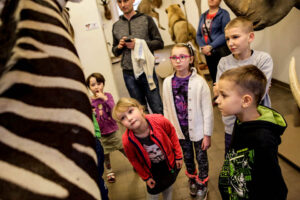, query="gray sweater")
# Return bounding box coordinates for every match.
[216,50,273,134]
[112,11,164,70]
